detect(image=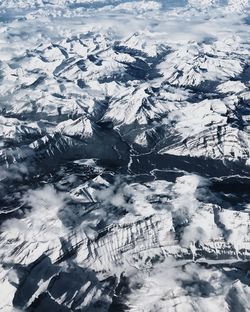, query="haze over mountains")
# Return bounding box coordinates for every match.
[0,0,250,311]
